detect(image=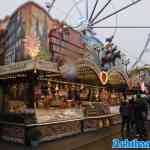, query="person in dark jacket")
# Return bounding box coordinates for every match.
[128,97,136,136]
[120,101,130,138]
[134,94,148,139]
